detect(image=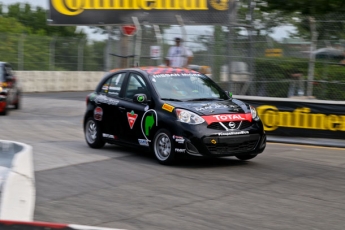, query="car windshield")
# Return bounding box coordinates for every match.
[150,73,228,101]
